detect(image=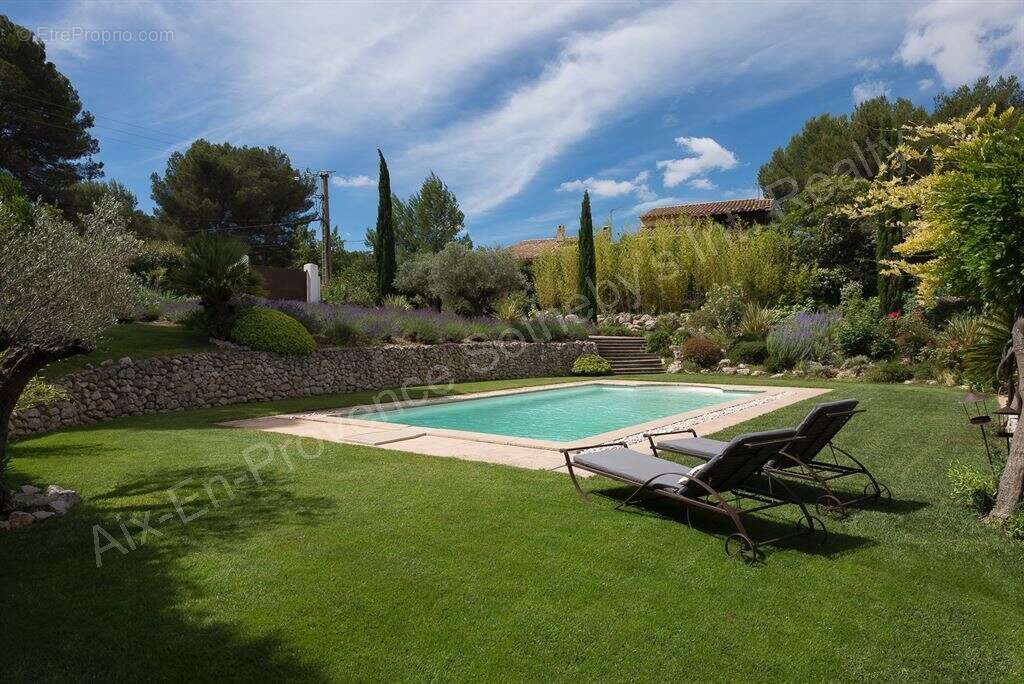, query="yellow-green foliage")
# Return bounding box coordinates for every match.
[533,217,795,313]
